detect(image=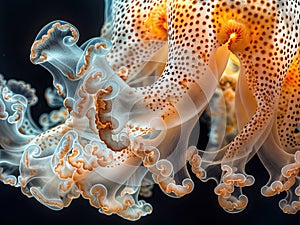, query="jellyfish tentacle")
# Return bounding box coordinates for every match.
[258,106,294,198]
[133,136,194,198]
[258,49,300,213]
[187,146,207,180]
[132,114,200,198]
[259,132,296,198]
[186,30,250,213]
[279,152,300,214]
